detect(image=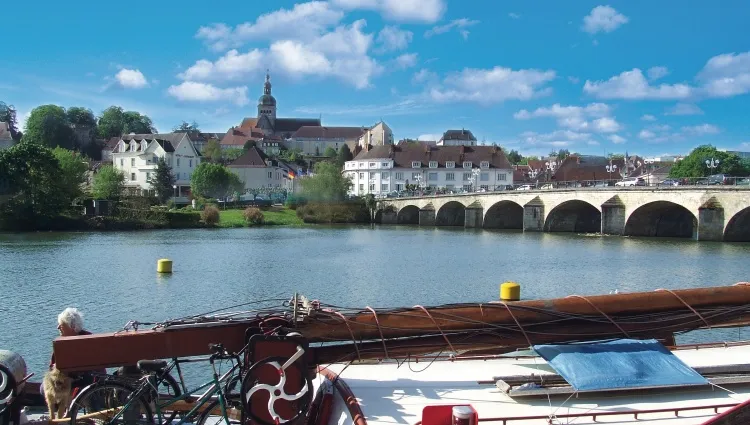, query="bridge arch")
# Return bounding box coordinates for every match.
[483,200,523,229]
[624,201,697,238]
[724,207,750,242]
[544,200,601,233]
[436,201,466,226]
[396,205,420,224]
